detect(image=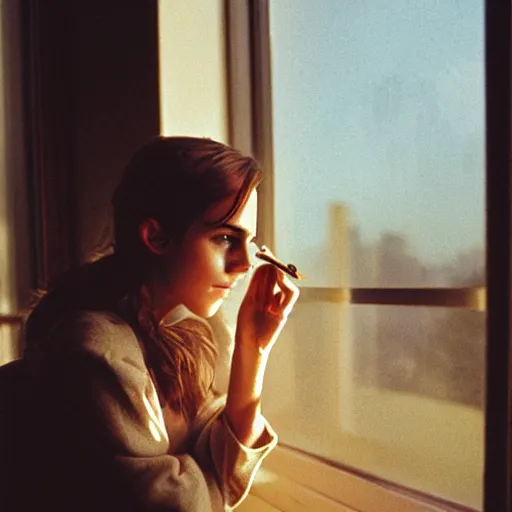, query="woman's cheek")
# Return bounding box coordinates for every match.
[213,249,228,274]
[197,242,224,277]
[192,239,217,269]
